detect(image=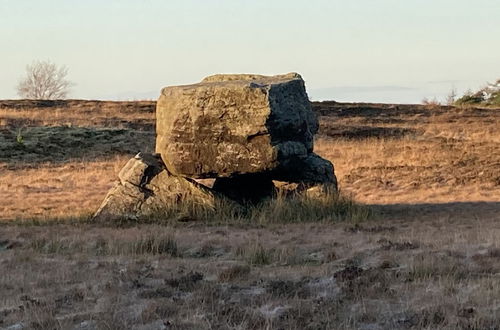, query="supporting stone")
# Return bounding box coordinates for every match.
[93,153,219,221]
